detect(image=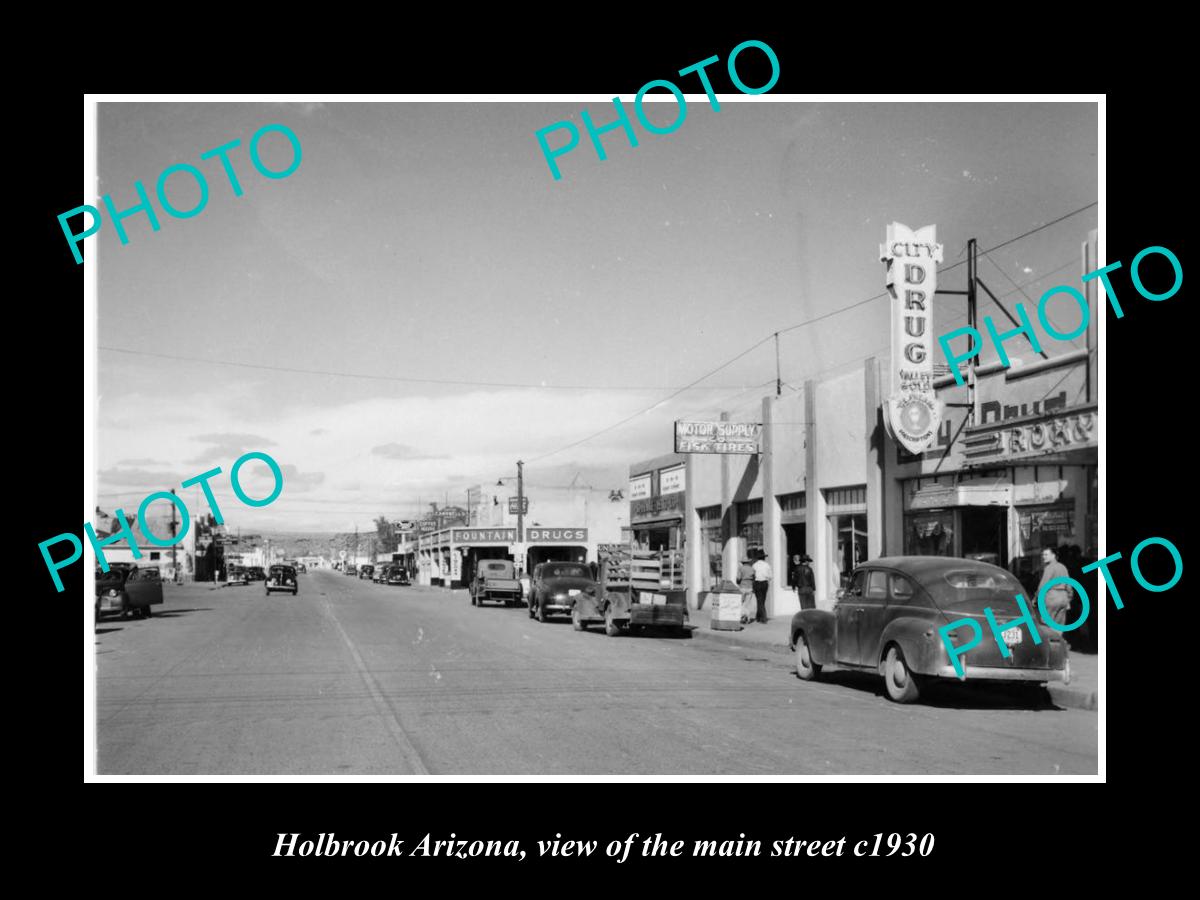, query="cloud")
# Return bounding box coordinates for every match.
[246,462,325,493]
[98,467,186,489]
[371,443,449,461]
[114,457,167,467]
[187,432,277,465]
[310,428,329,436]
